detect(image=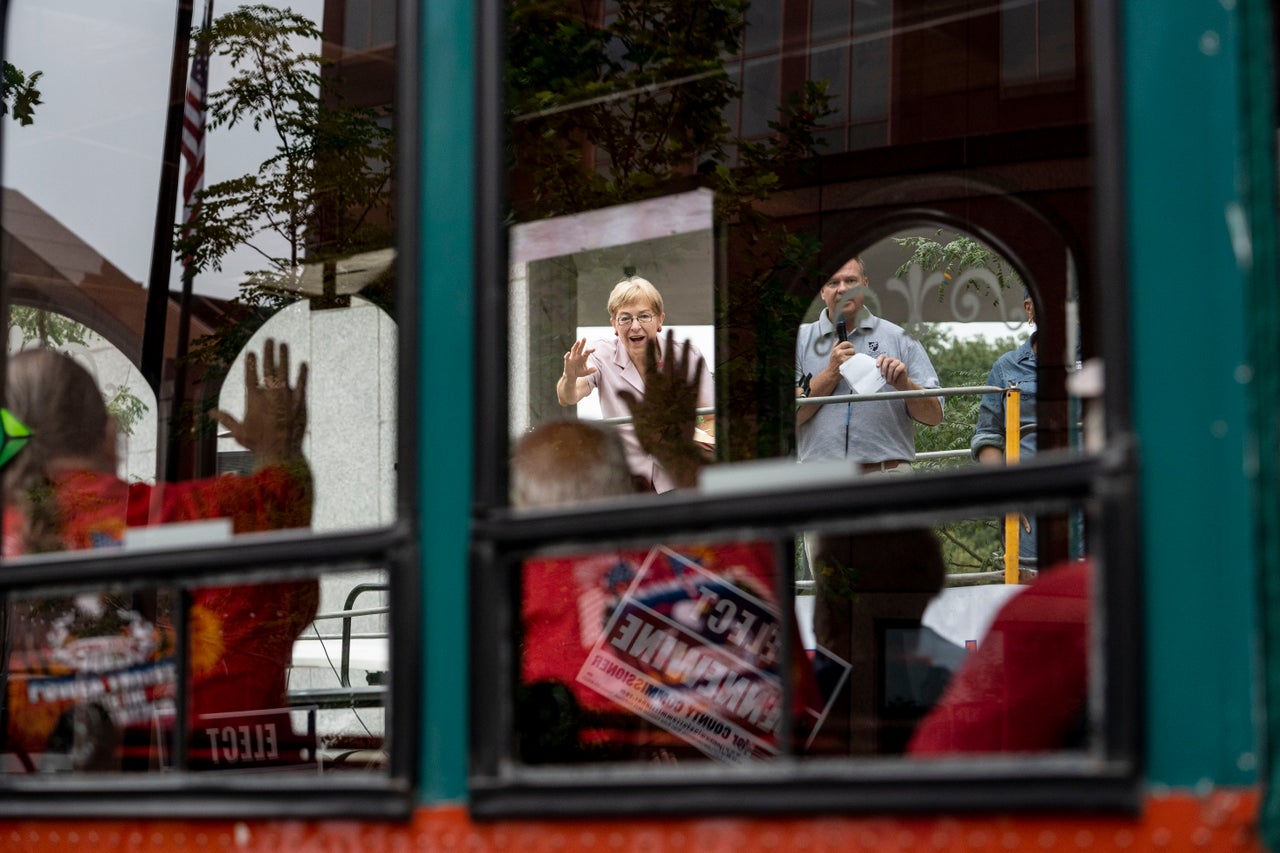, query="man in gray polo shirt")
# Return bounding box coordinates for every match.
[795,256,942,471]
